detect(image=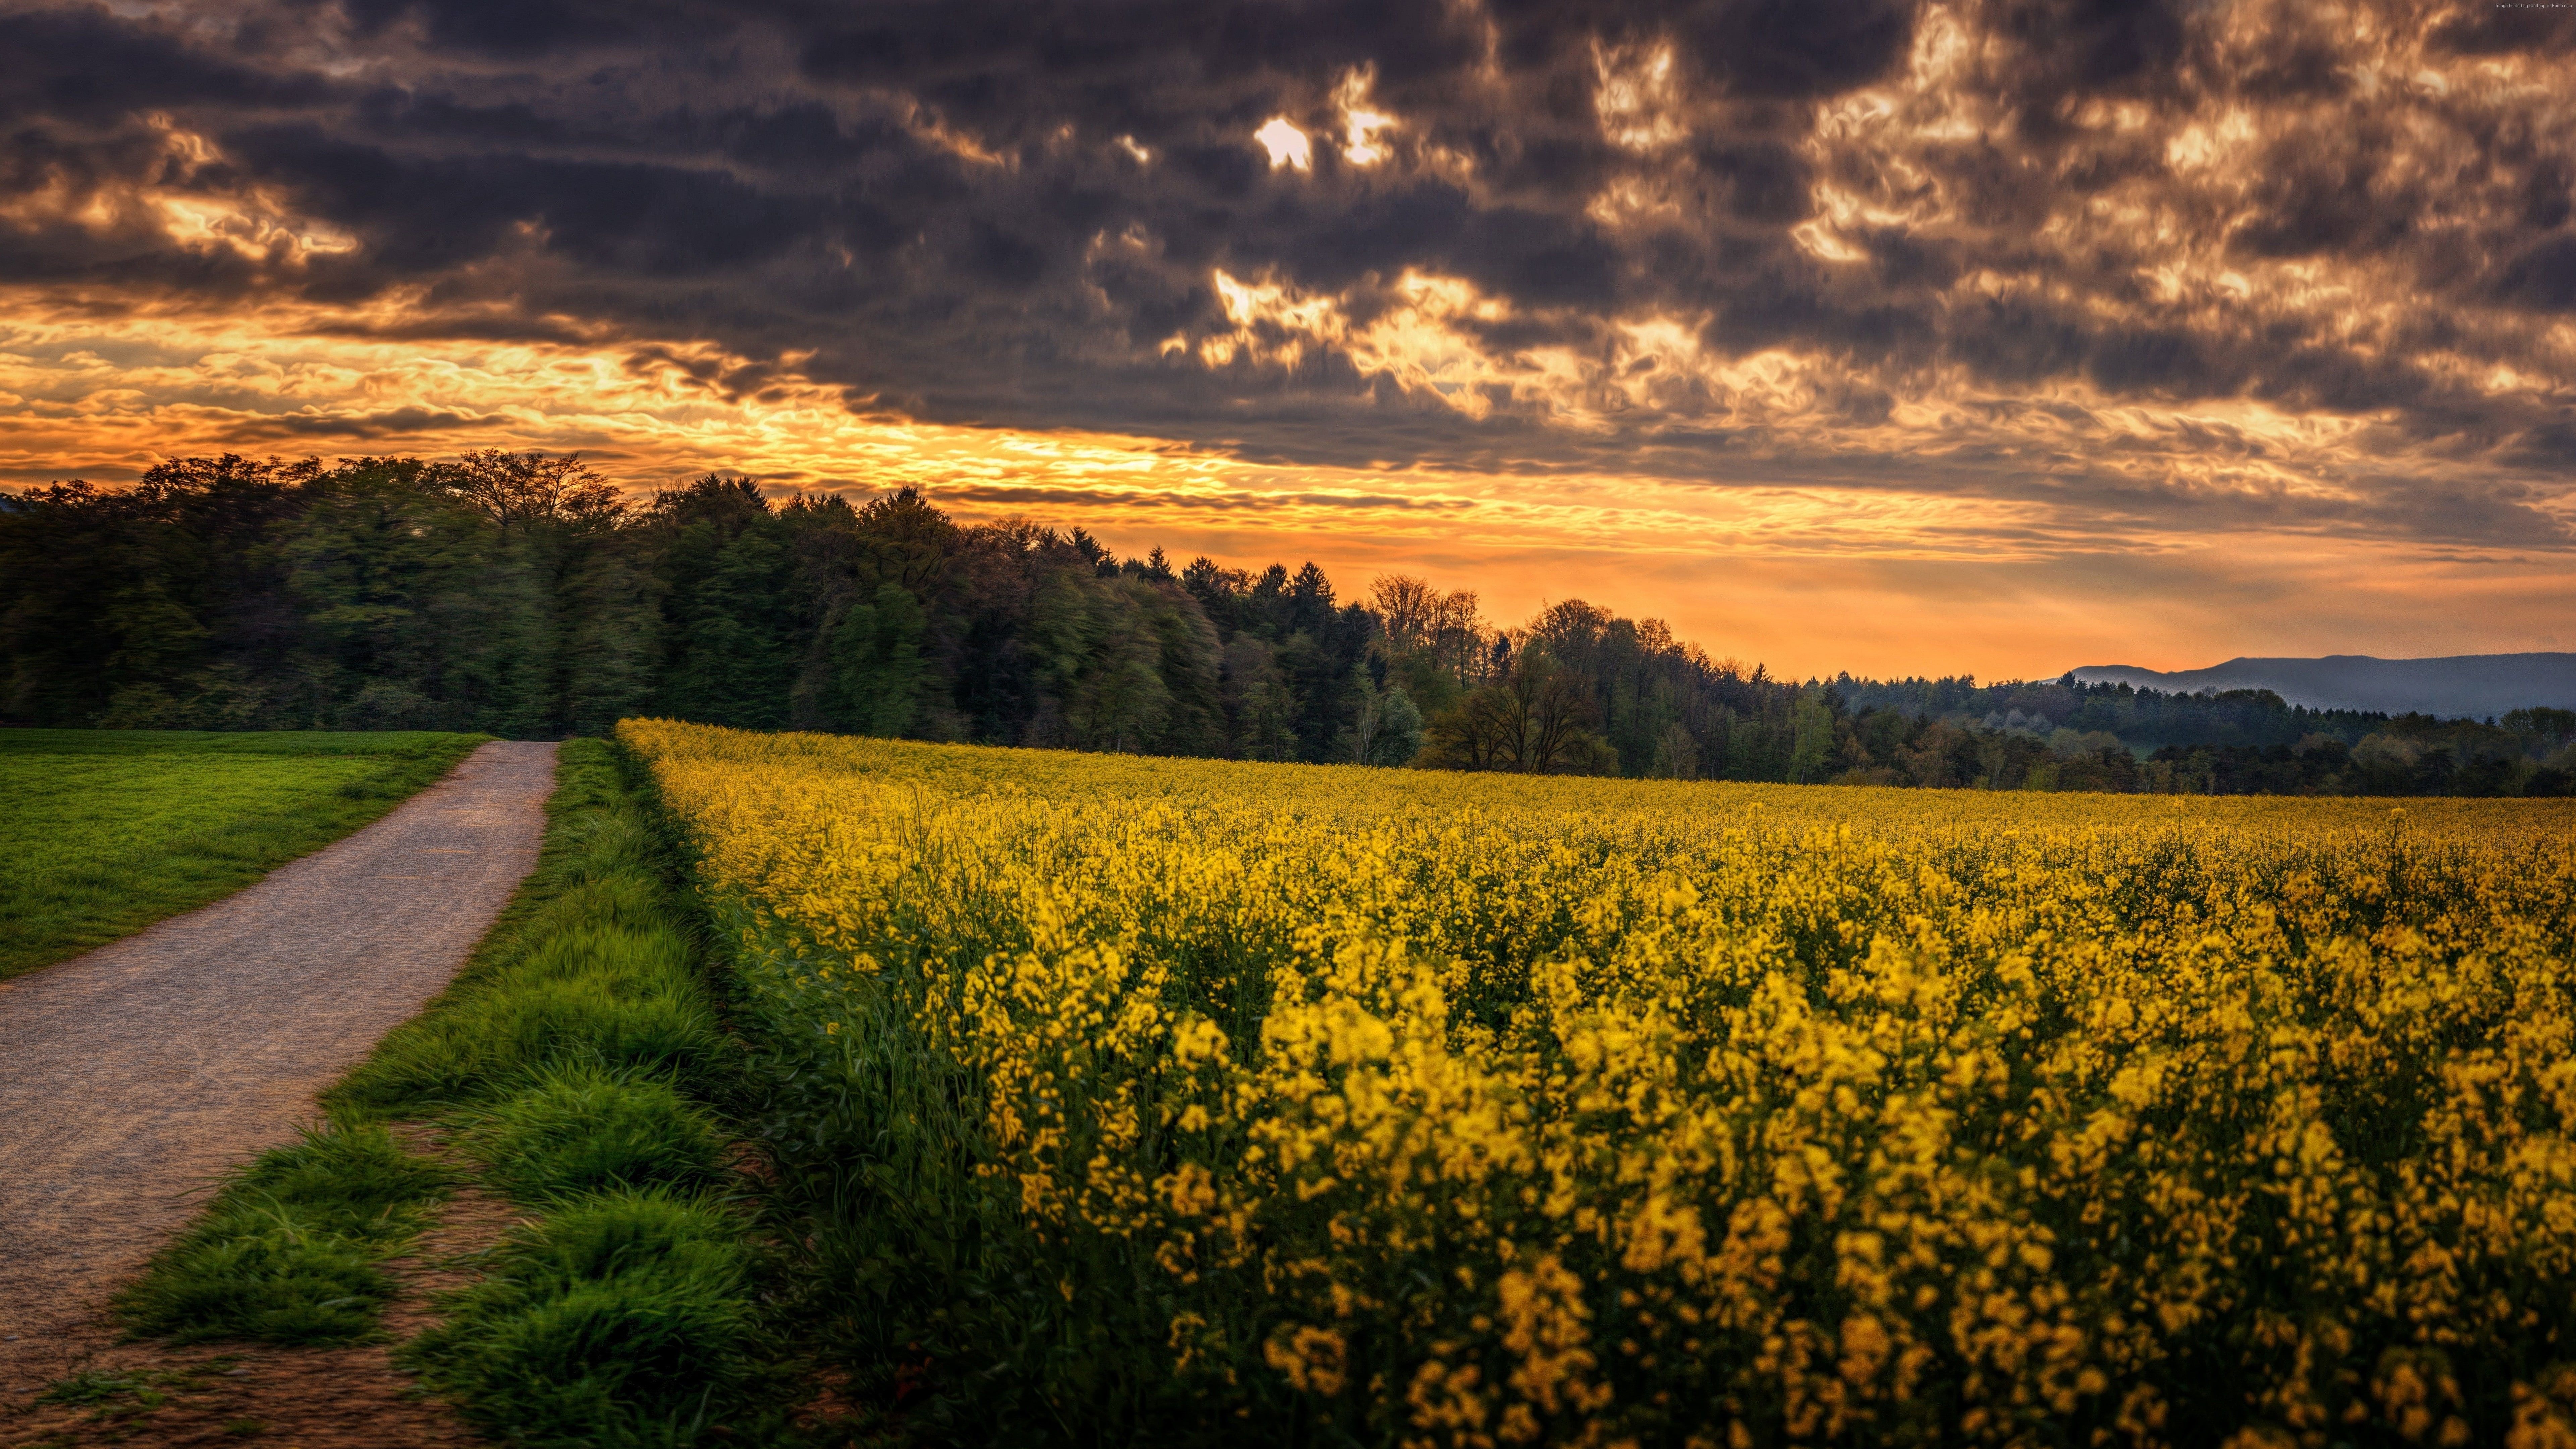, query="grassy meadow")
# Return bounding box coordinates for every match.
[628,720,2576,1447]
[0,729,487,979]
